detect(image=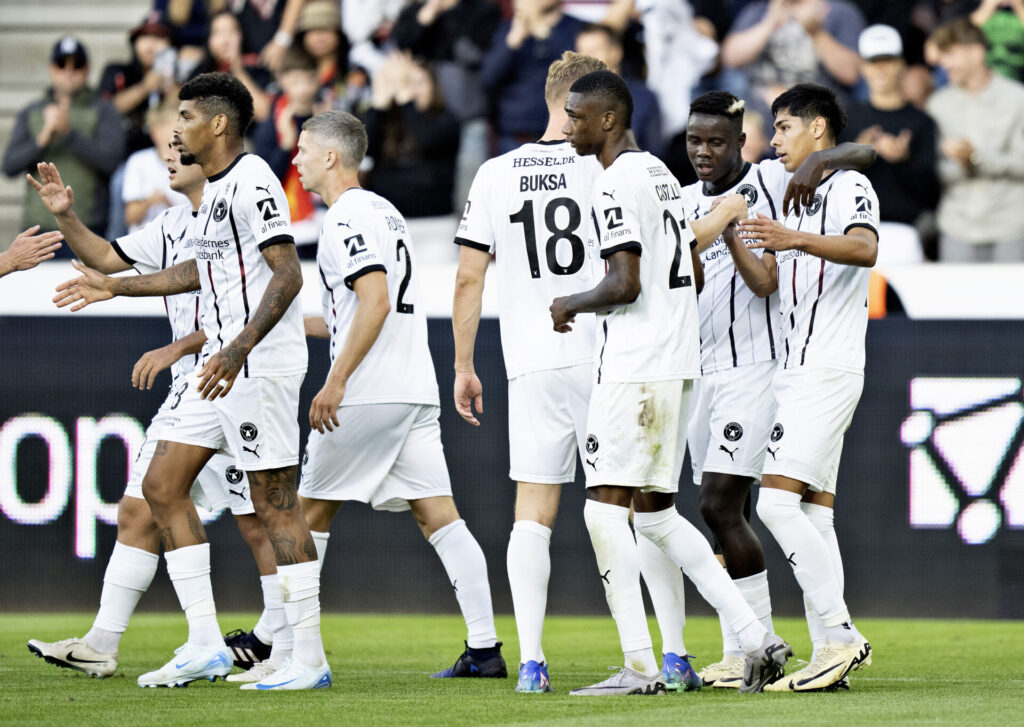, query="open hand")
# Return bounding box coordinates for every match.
[52,259,114,311]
